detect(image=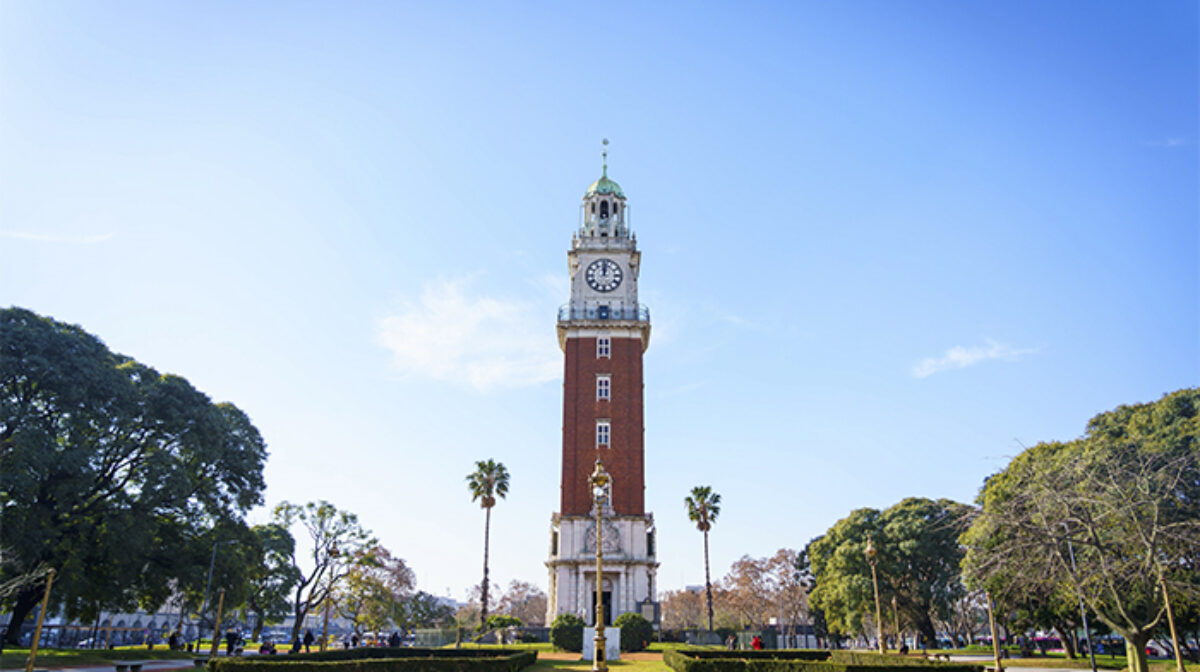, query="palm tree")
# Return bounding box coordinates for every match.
[685,485,721,632]
[466,459,510,627]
